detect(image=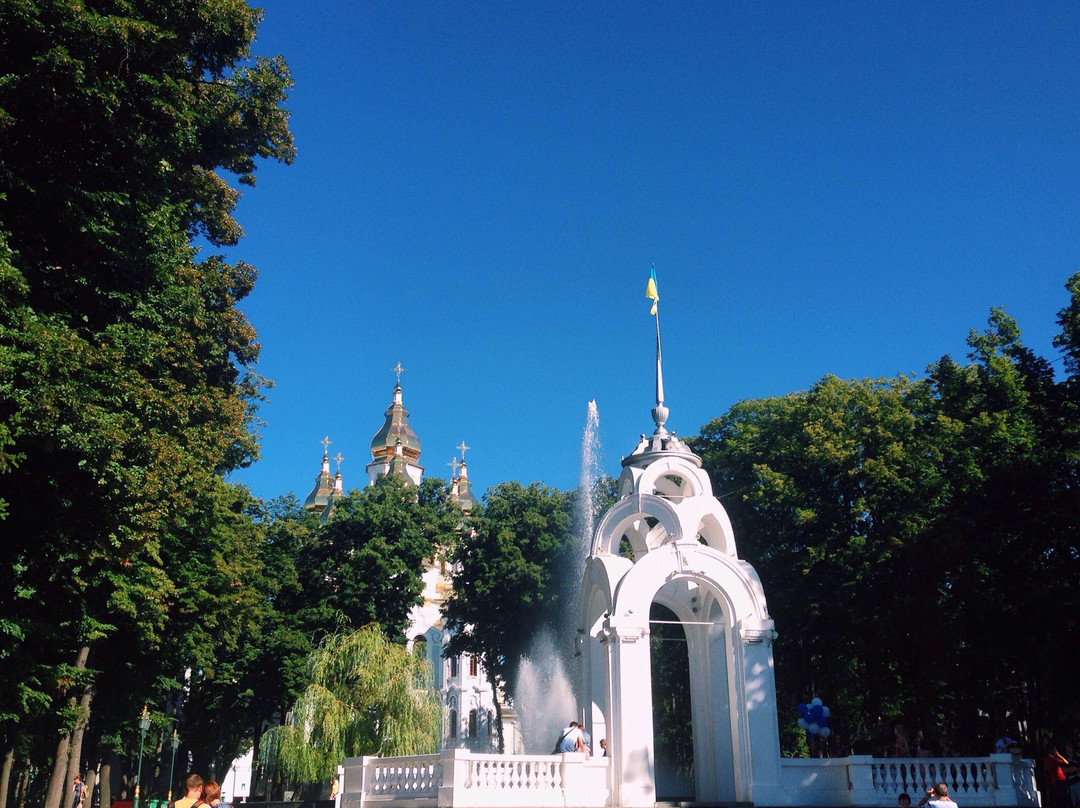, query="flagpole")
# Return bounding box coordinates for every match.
[654,305,664,410]
[648,267,668,436]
